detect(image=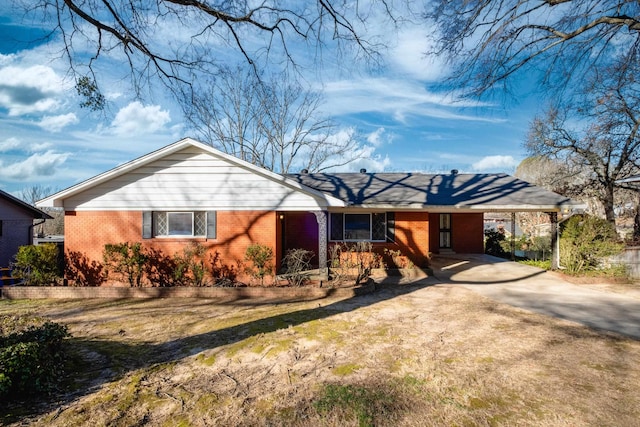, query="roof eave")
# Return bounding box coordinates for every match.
[36,137,347,209]
[337,202,587,213]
